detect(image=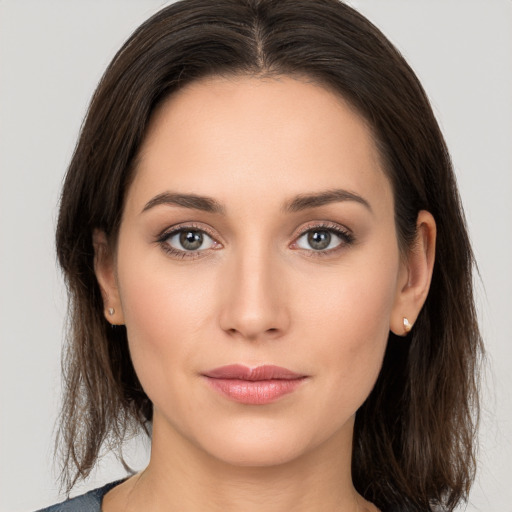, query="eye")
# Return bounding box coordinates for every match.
[160,226,219,256]
[294,225,354,253]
